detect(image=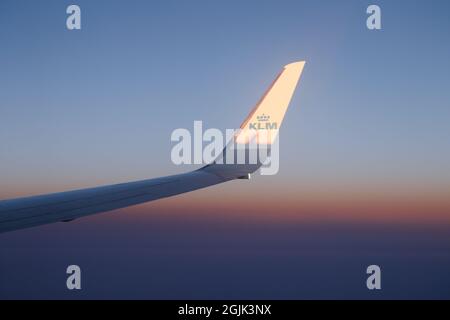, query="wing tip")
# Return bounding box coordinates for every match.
[284,60,306,70]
